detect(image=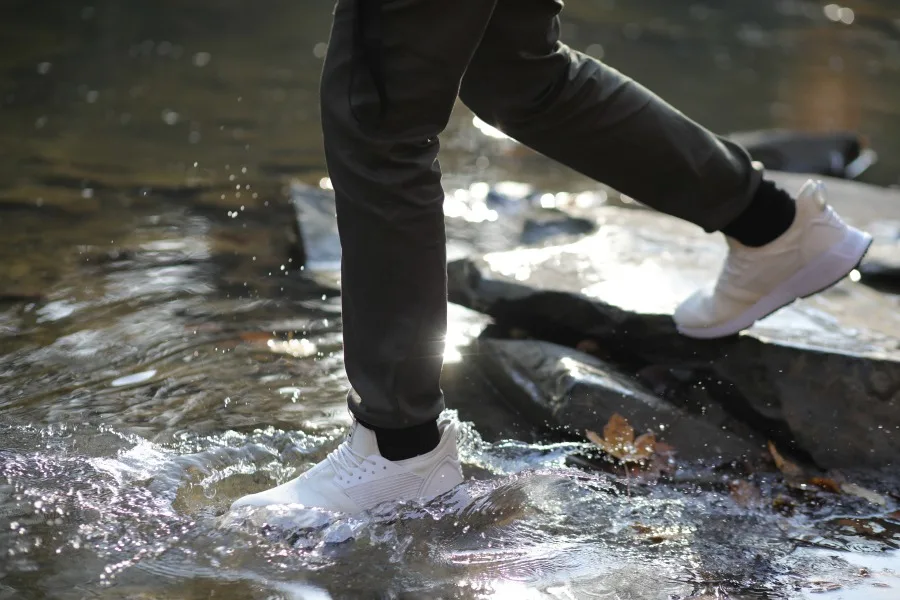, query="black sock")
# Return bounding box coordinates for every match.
[358,419,441,461]
[720,179,797,247]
